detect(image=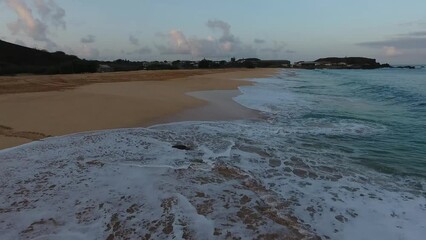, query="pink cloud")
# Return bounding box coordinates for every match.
[383,46,402,57]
